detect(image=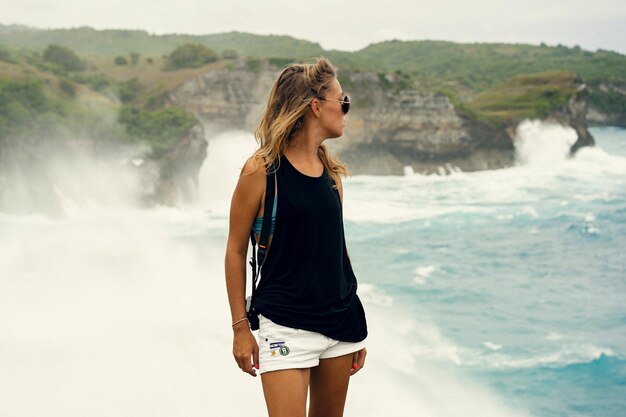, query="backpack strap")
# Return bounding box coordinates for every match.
[248,165,277,299]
